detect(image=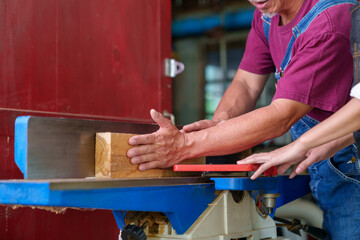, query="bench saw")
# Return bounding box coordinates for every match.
[0,116,312,240]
